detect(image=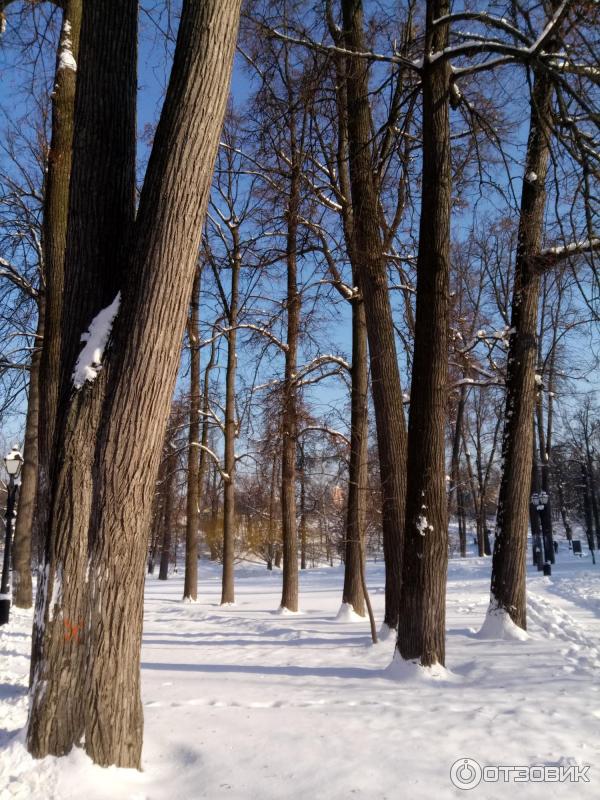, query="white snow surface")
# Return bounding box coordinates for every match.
[1,551,599,799]
[476,602,530,641]
[335,602,365,622]
[72,293,120,389]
